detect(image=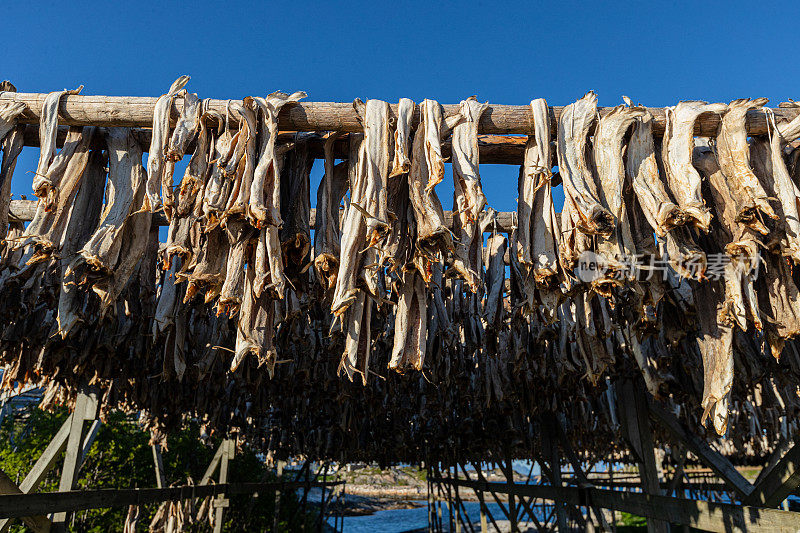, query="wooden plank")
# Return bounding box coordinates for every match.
[199,443,225,486]
[213,440,233,533]
[52,390,94,530]
[647,397,754,499]
[0,481,343,519]
[7,200,519,234]
[743,441,800,508]
[76,420,101,476]
[431,478,800,533]
[2,91,796,137]
[151,445,167,490]
[541,420,569,532]
[20,415,72,494]
[0,470,50,532]
[0,416,73,533]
